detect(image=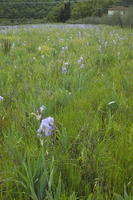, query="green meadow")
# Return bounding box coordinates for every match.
[0,25,133,200]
